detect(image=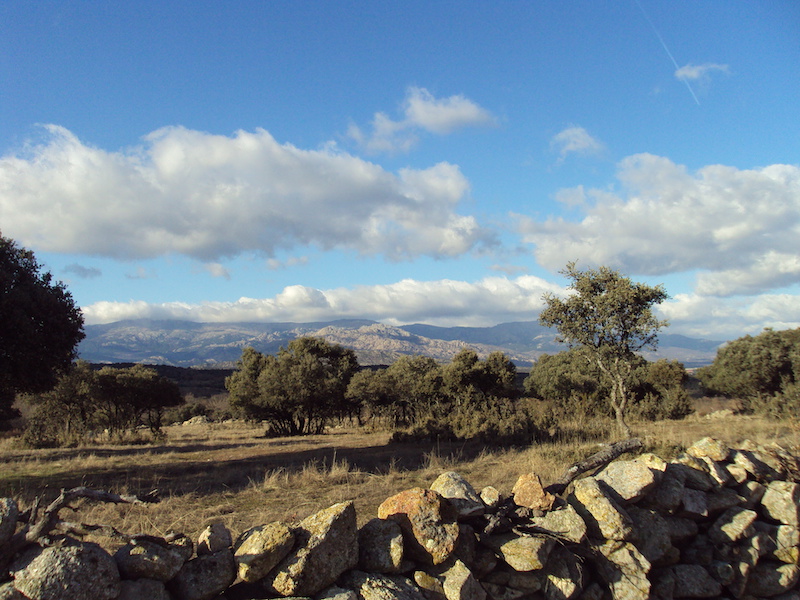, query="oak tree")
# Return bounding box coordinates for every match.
[0,234,84,422]
[539,262,668,437]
